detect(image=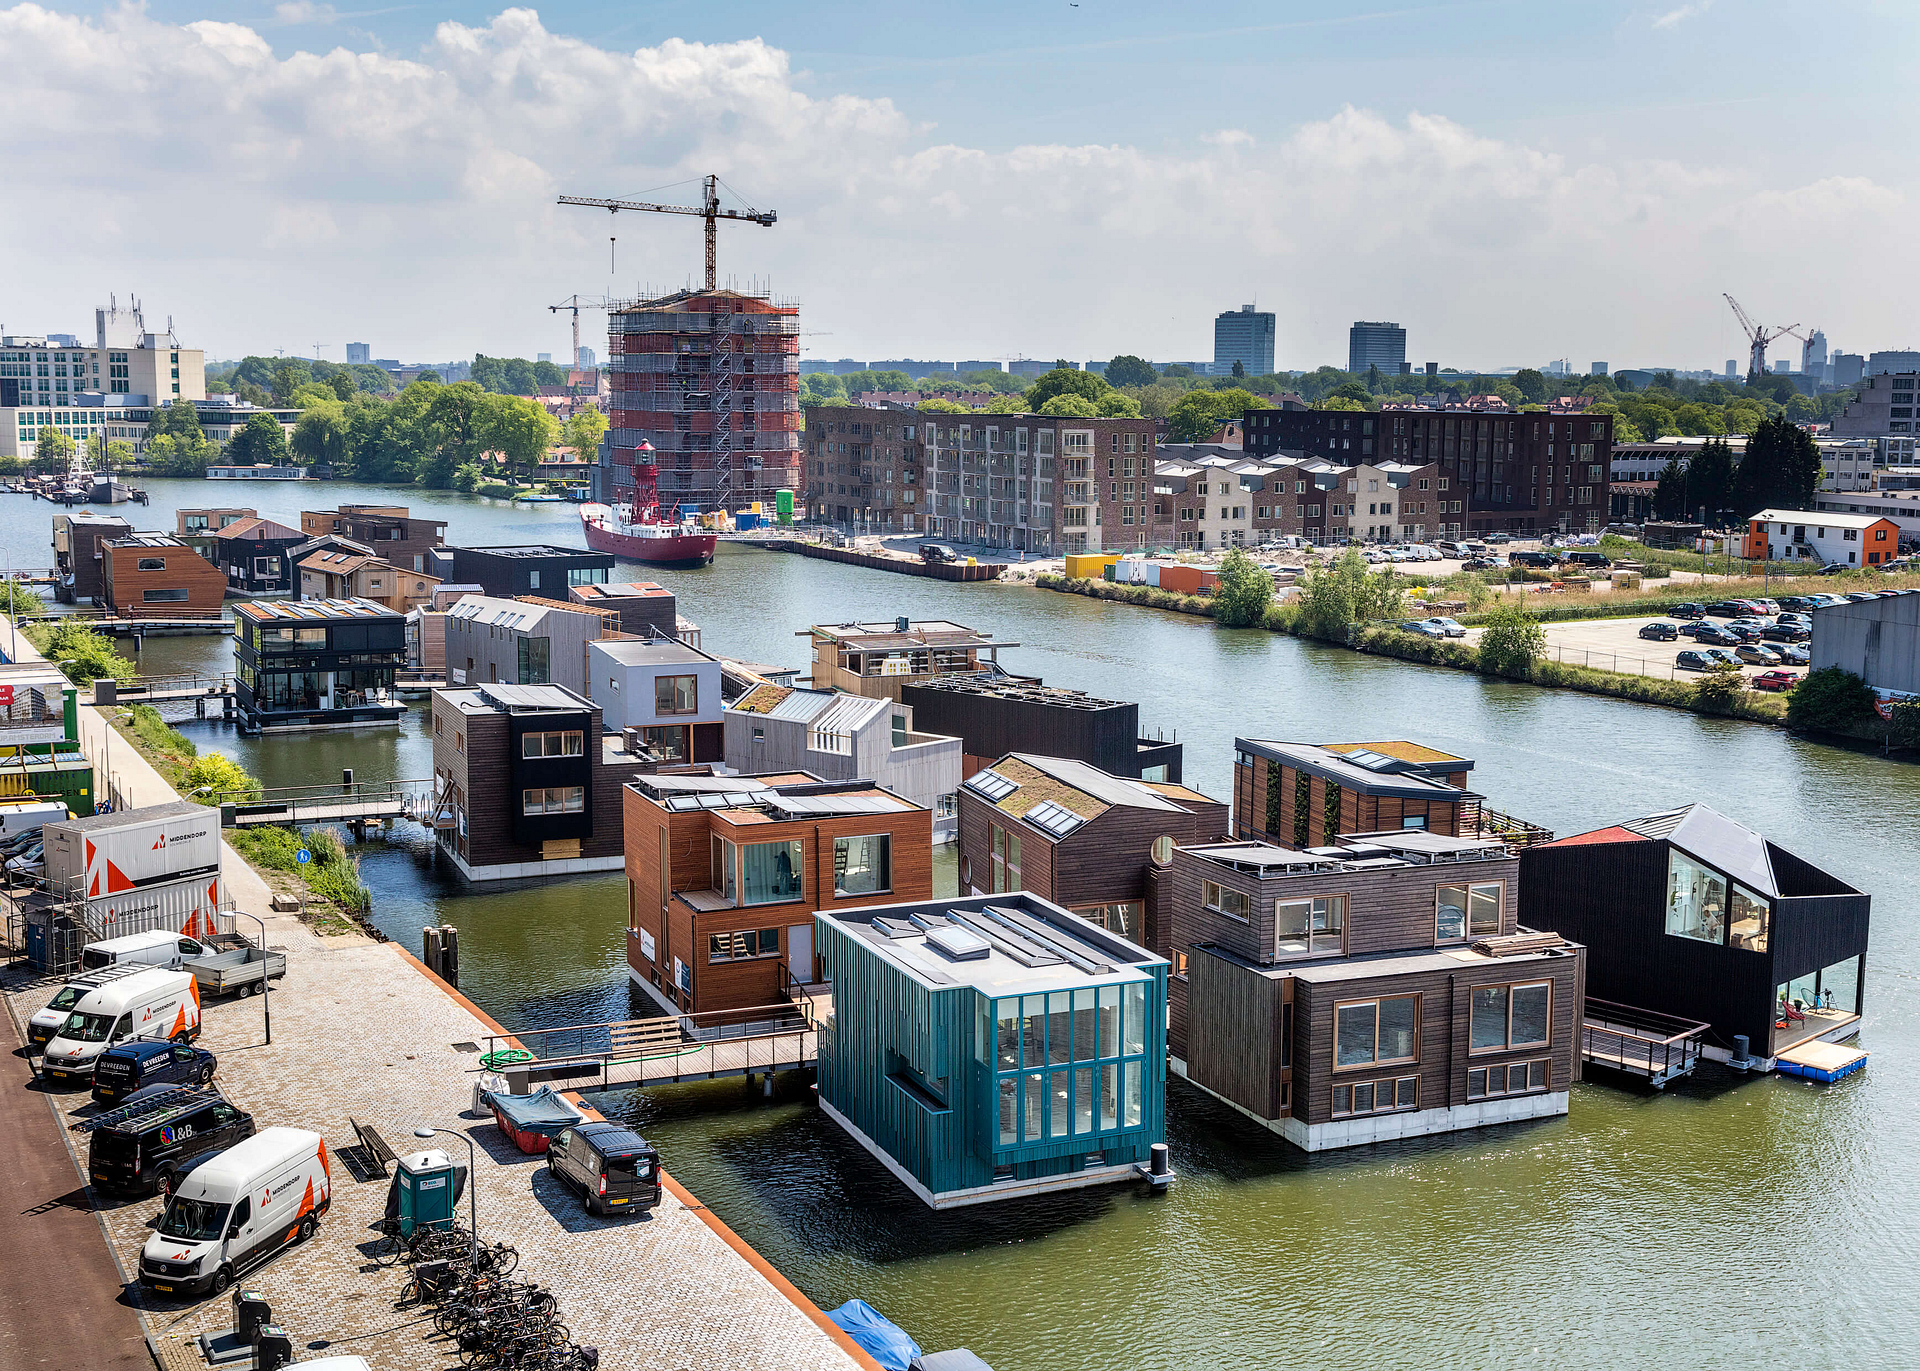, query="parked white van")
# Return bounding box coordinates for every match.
[140,1127,331,1297]
[80,928,218,973]
[0,799,66,842]
[25,963,150,1047]
[37,968,200,1082]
